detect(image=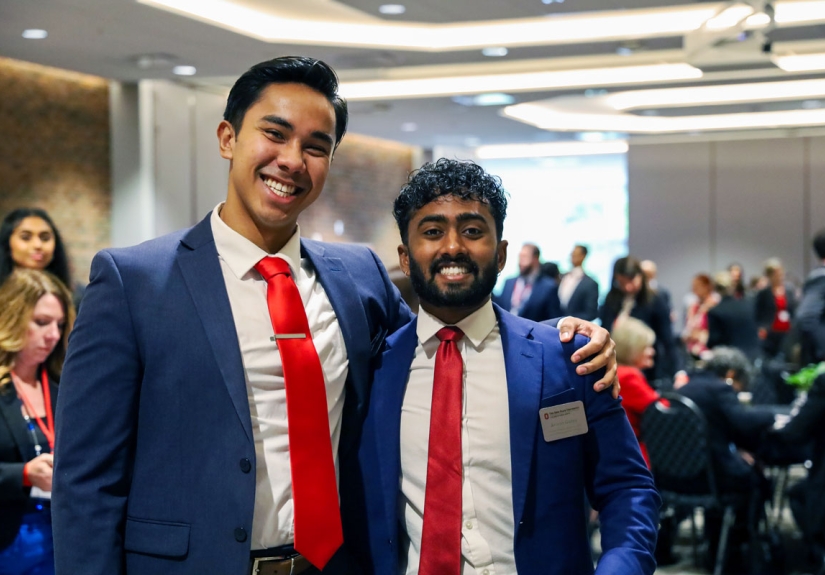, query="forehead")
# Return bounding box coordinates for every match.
[33,293,65,317]
[243,82,336,133]
[411,196,495,223]
[15,217,52,233]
